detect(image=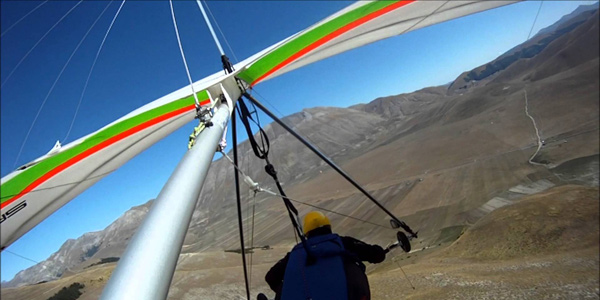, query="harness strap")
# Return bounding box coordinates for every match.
[236,100,269,159]
[236,97,314,261]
